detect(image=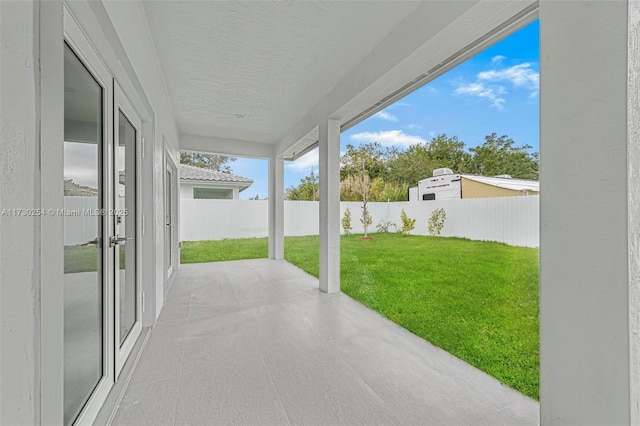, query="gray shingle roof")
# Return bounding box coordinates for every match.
[180,164,253,184]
